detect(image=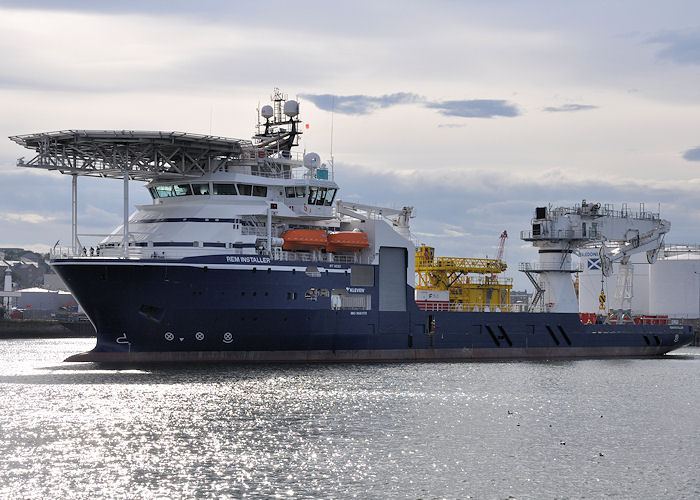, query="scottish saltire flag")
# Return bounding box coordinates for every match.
[587,257,601,270]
